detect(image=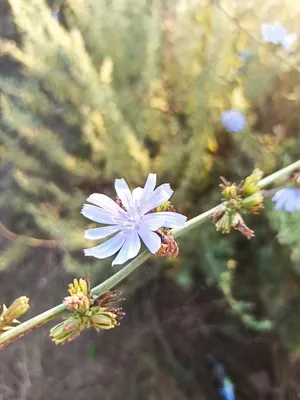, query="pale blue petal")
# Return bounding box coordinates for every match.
[86,193,126,216]
[132,187,143,208]
[84,231,127,258]
[261,23,286,45]
[286,190,300,211]
[115,178,133,213]
[273,190,290,210]
[282,33,297,51]
[221,109,246,133]
[284,200,296,212]
[140,212,187,230]
[81,204,119,225]
[84,225,121,240]
[272,189,286,202]
[137,226,161,253]
[272,188,300,212]
[140,173,157,205]
[140,183,173,215]
[112,230,141,265]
